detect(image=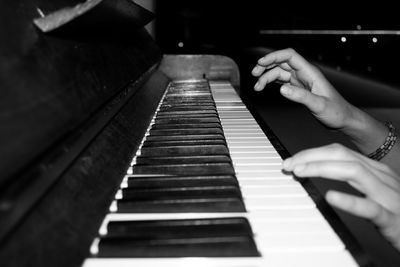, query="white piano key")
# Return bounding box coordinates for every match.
[228,147,279,153]
[230,151,281,158]
[225,139,273,144]
[223,129,265,134]
[240,185,308,197]
[84,250,359,267]
[221,121,261,126]
[221,125,262,130]
[229,155,280,161]
[228,144,275,149]
[226,139,273,145]
[244,196,316,209]
[247,208,326,221]
[218,113,253,117]
[235,172,291,179]
[255,232,345,253]
[234,166,283,173]
[238,178,298,186]
[225,136,271,141]
[263,251,359,267]
[224,133,269,138]
[250,219,336,235]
